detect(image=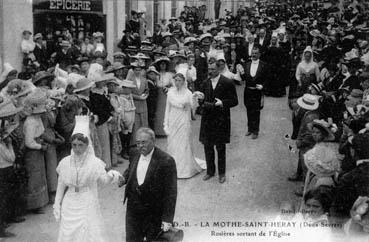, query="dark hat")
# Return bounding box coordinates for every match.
[32,71,54,85]
[22,30,32,35]
[131,10,138,15]
[77,56,90,64]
